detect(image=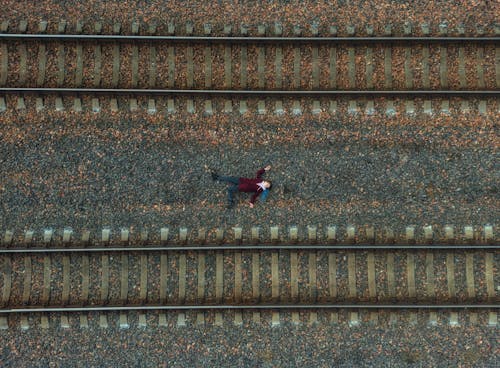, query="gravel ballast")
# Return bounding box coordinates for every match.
[0,320,498,367]
[0,105,497,237]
